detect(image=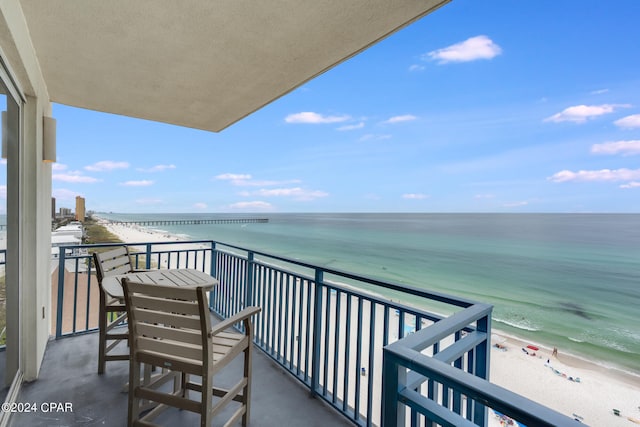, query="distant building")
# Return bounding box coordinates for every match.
[53,224,83,240]
[50,234,82,258]
[51,220,86,258]
[59,207,72,218]
[51,197,56,220]
[75,196,86,222]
